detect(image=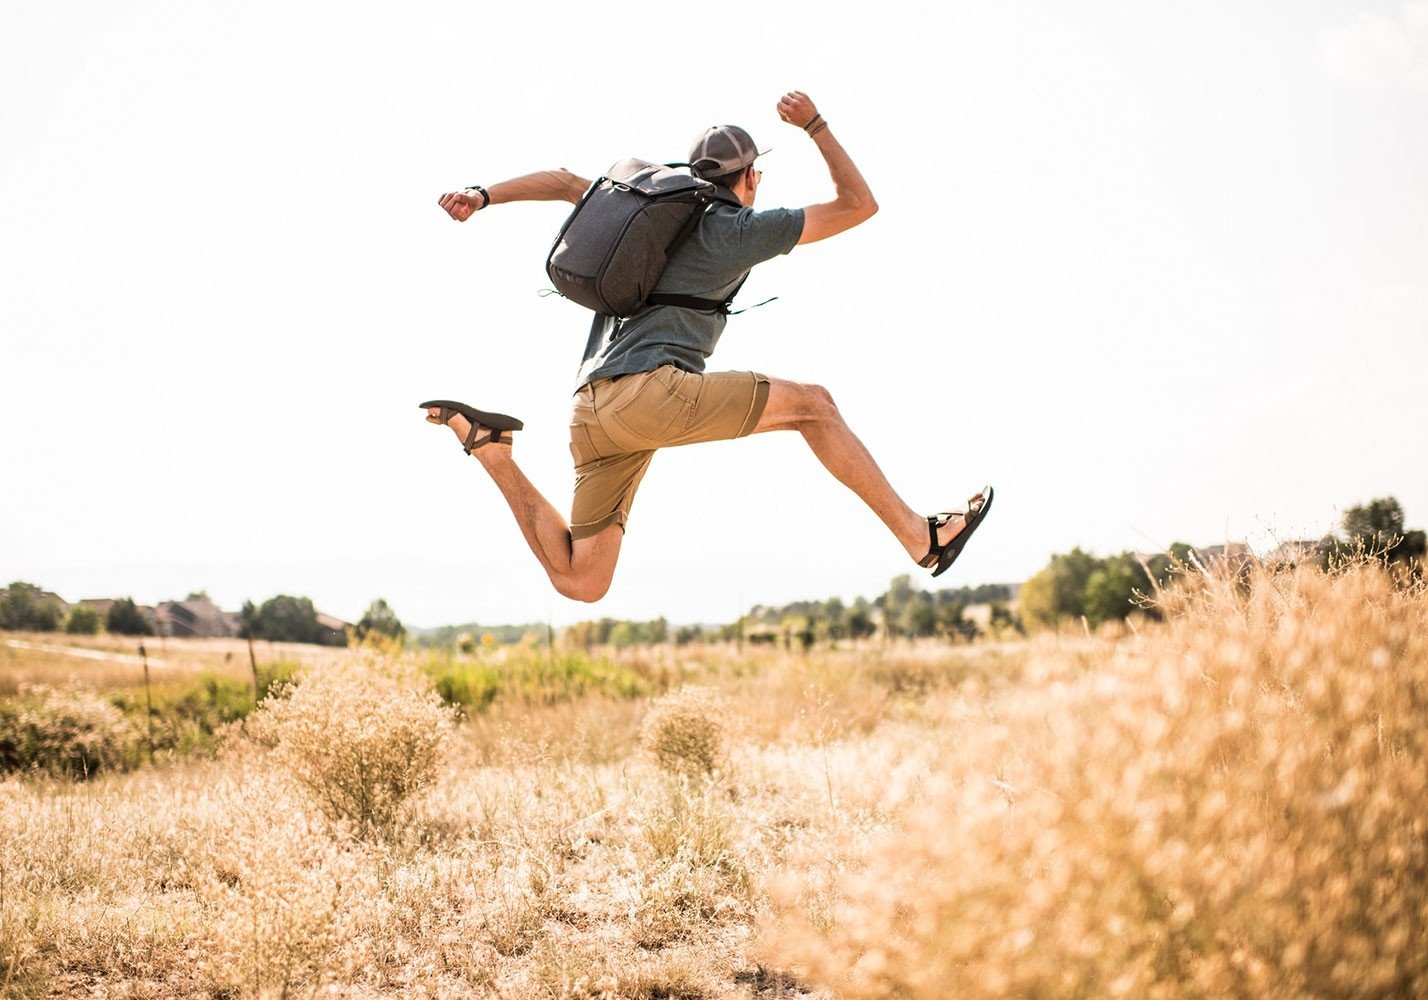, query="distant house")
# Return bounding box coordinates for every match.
[1193,543,1254,567]
[1263,539,1329,569]
[37,589,69,612]
[315,613,350,646]
[79,597,160,632]
[153,597,238,639]
[77,598,117,618]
